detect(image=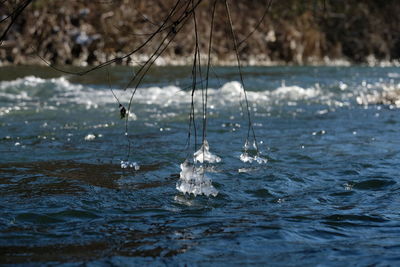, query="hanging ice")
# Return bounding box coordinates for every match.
[239,140,268,164]
[84,134,96,141]
[239,152,268,164]
[121,160,140,170]
[193,140,221,163]
[176,161,218,197]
